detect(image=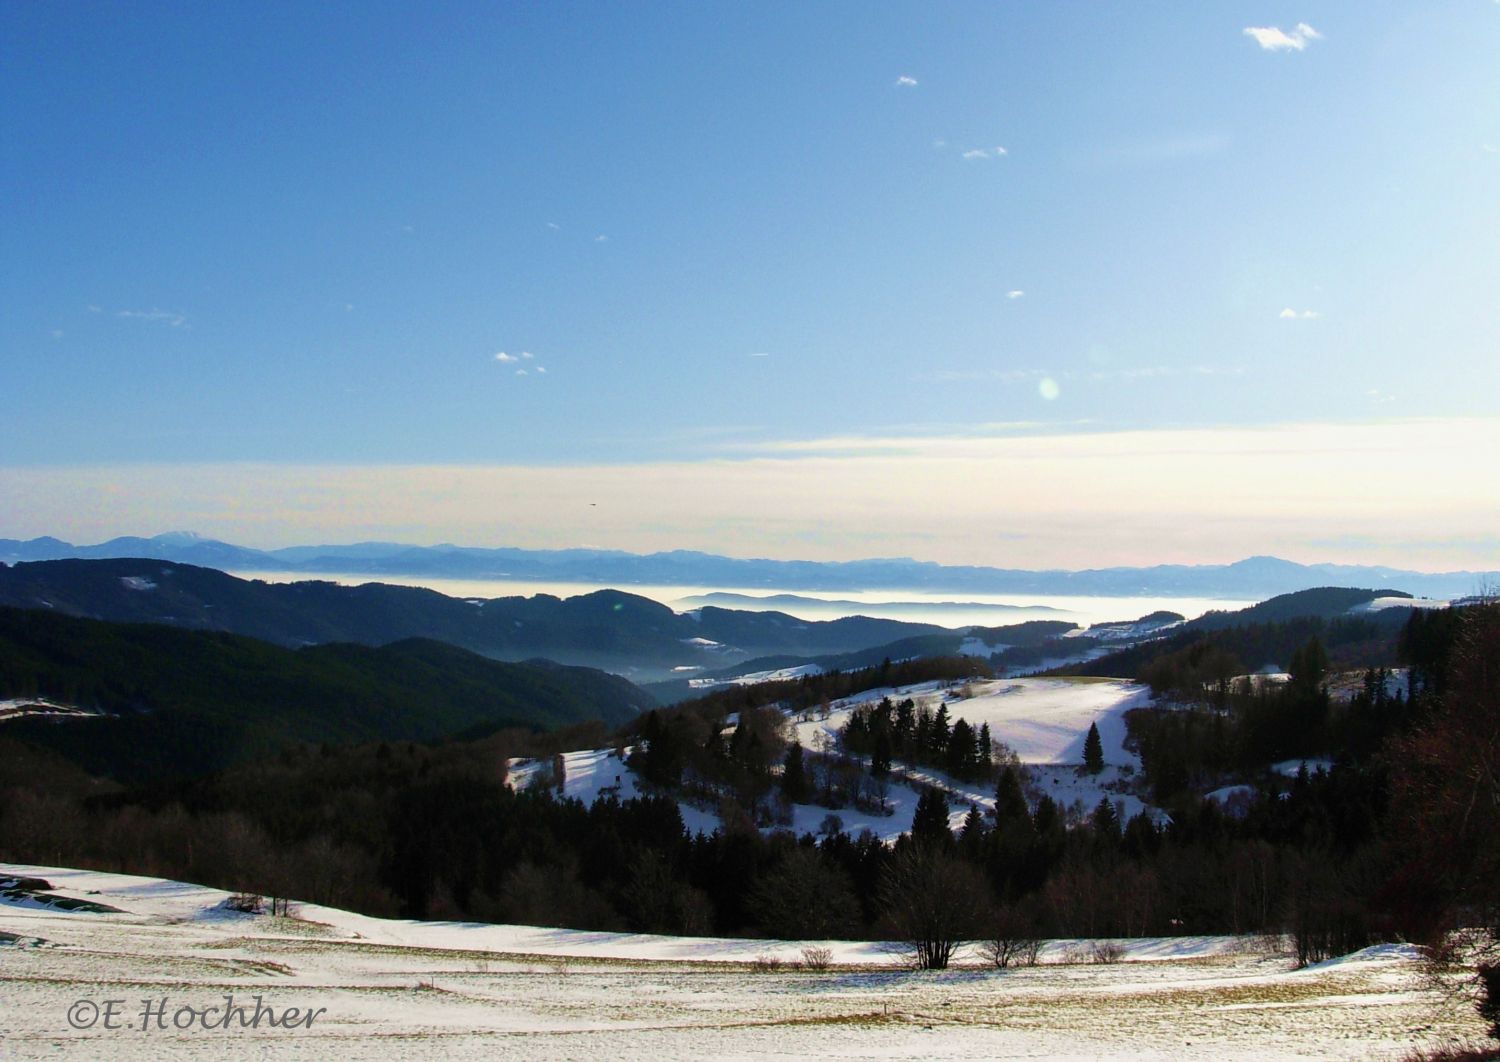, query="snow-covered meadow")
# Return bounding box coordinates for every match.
[1,863,1484,1060]
[511,676,1160,841]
